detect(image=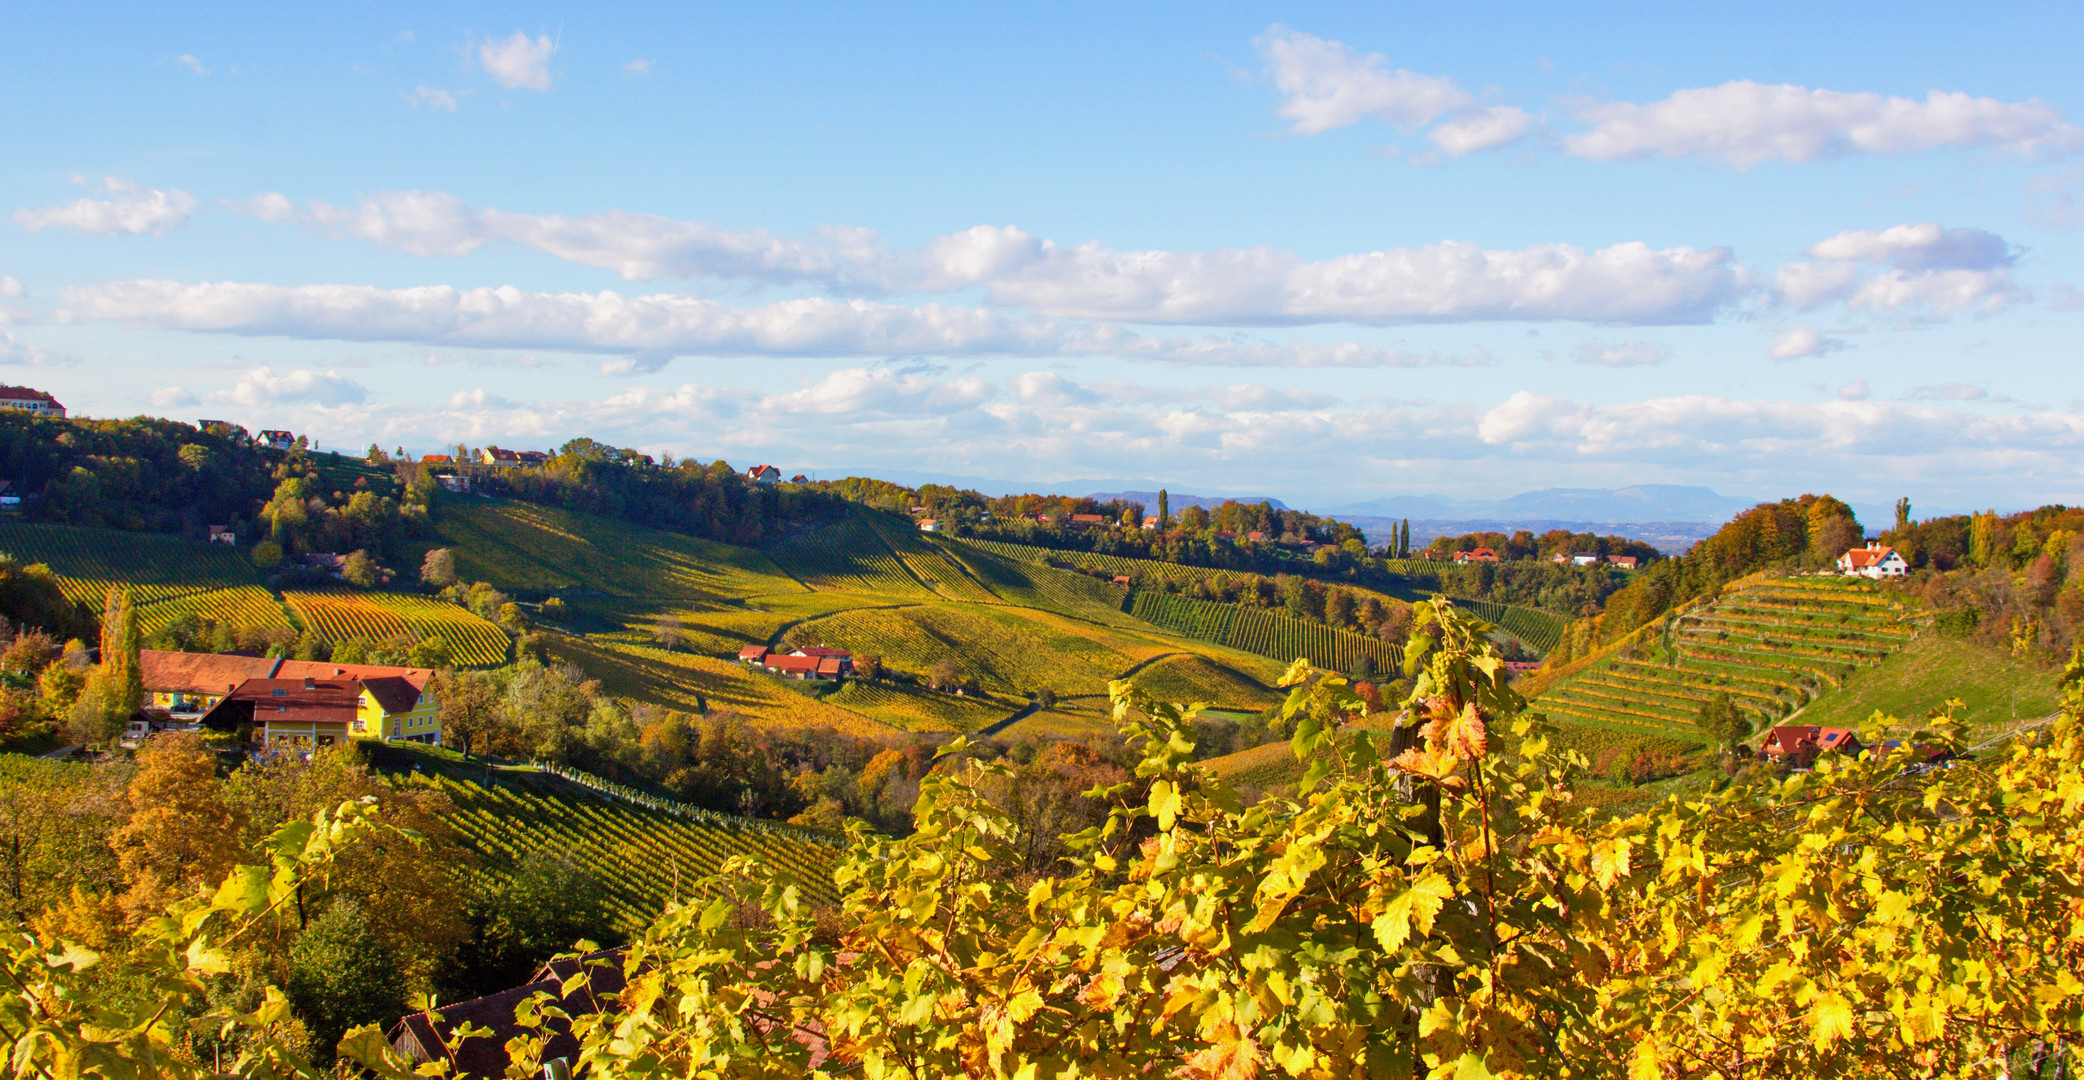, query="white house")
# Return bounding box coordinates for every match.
[745,464,782,484]
[1838,542,1910,578]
